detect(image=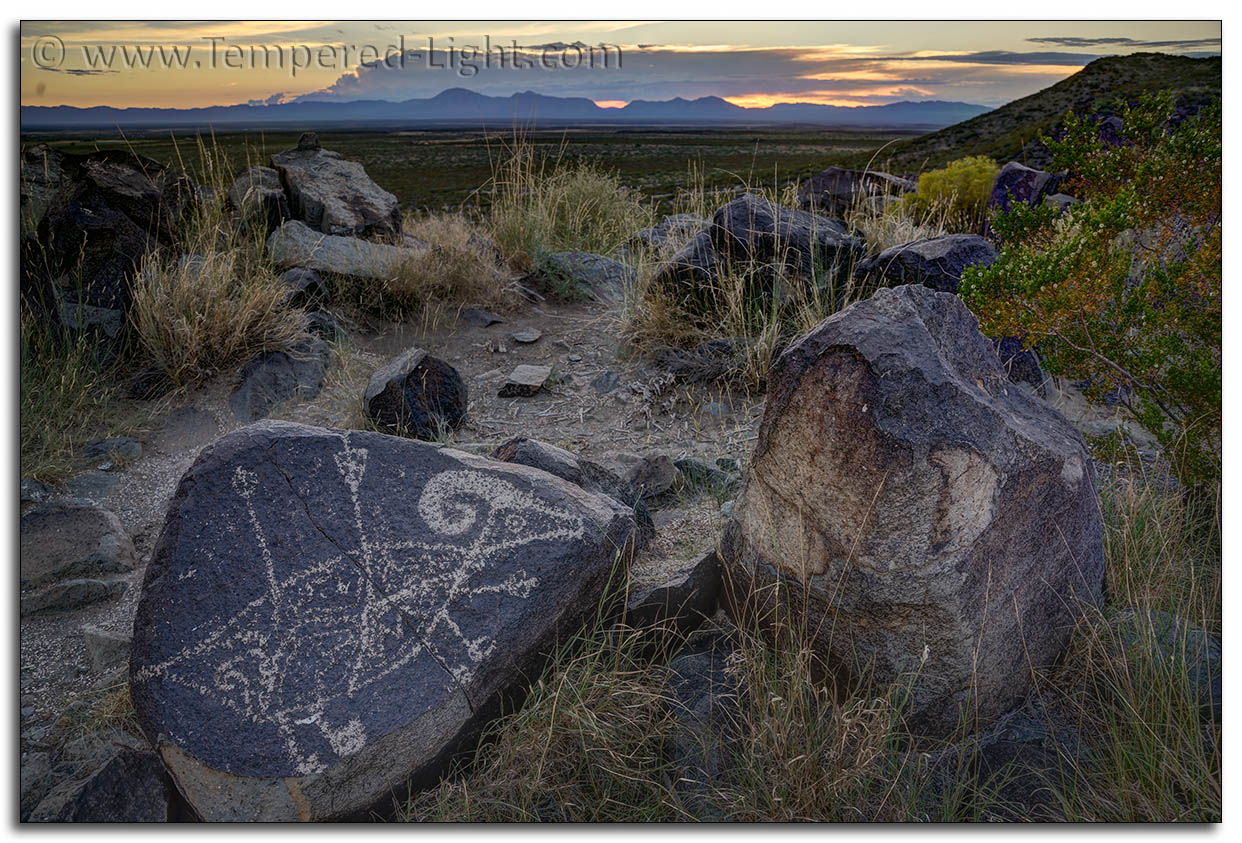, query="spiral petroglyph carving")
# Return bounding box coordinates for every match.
[131,431,587,777]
